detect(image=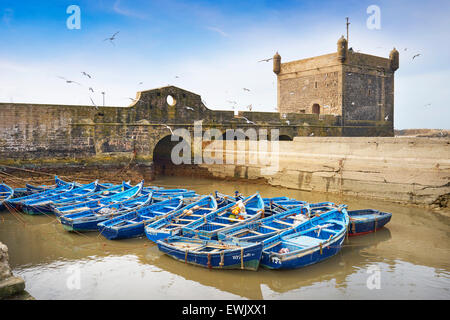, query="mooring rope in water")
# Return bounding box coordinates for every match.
[3,202,28,227]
